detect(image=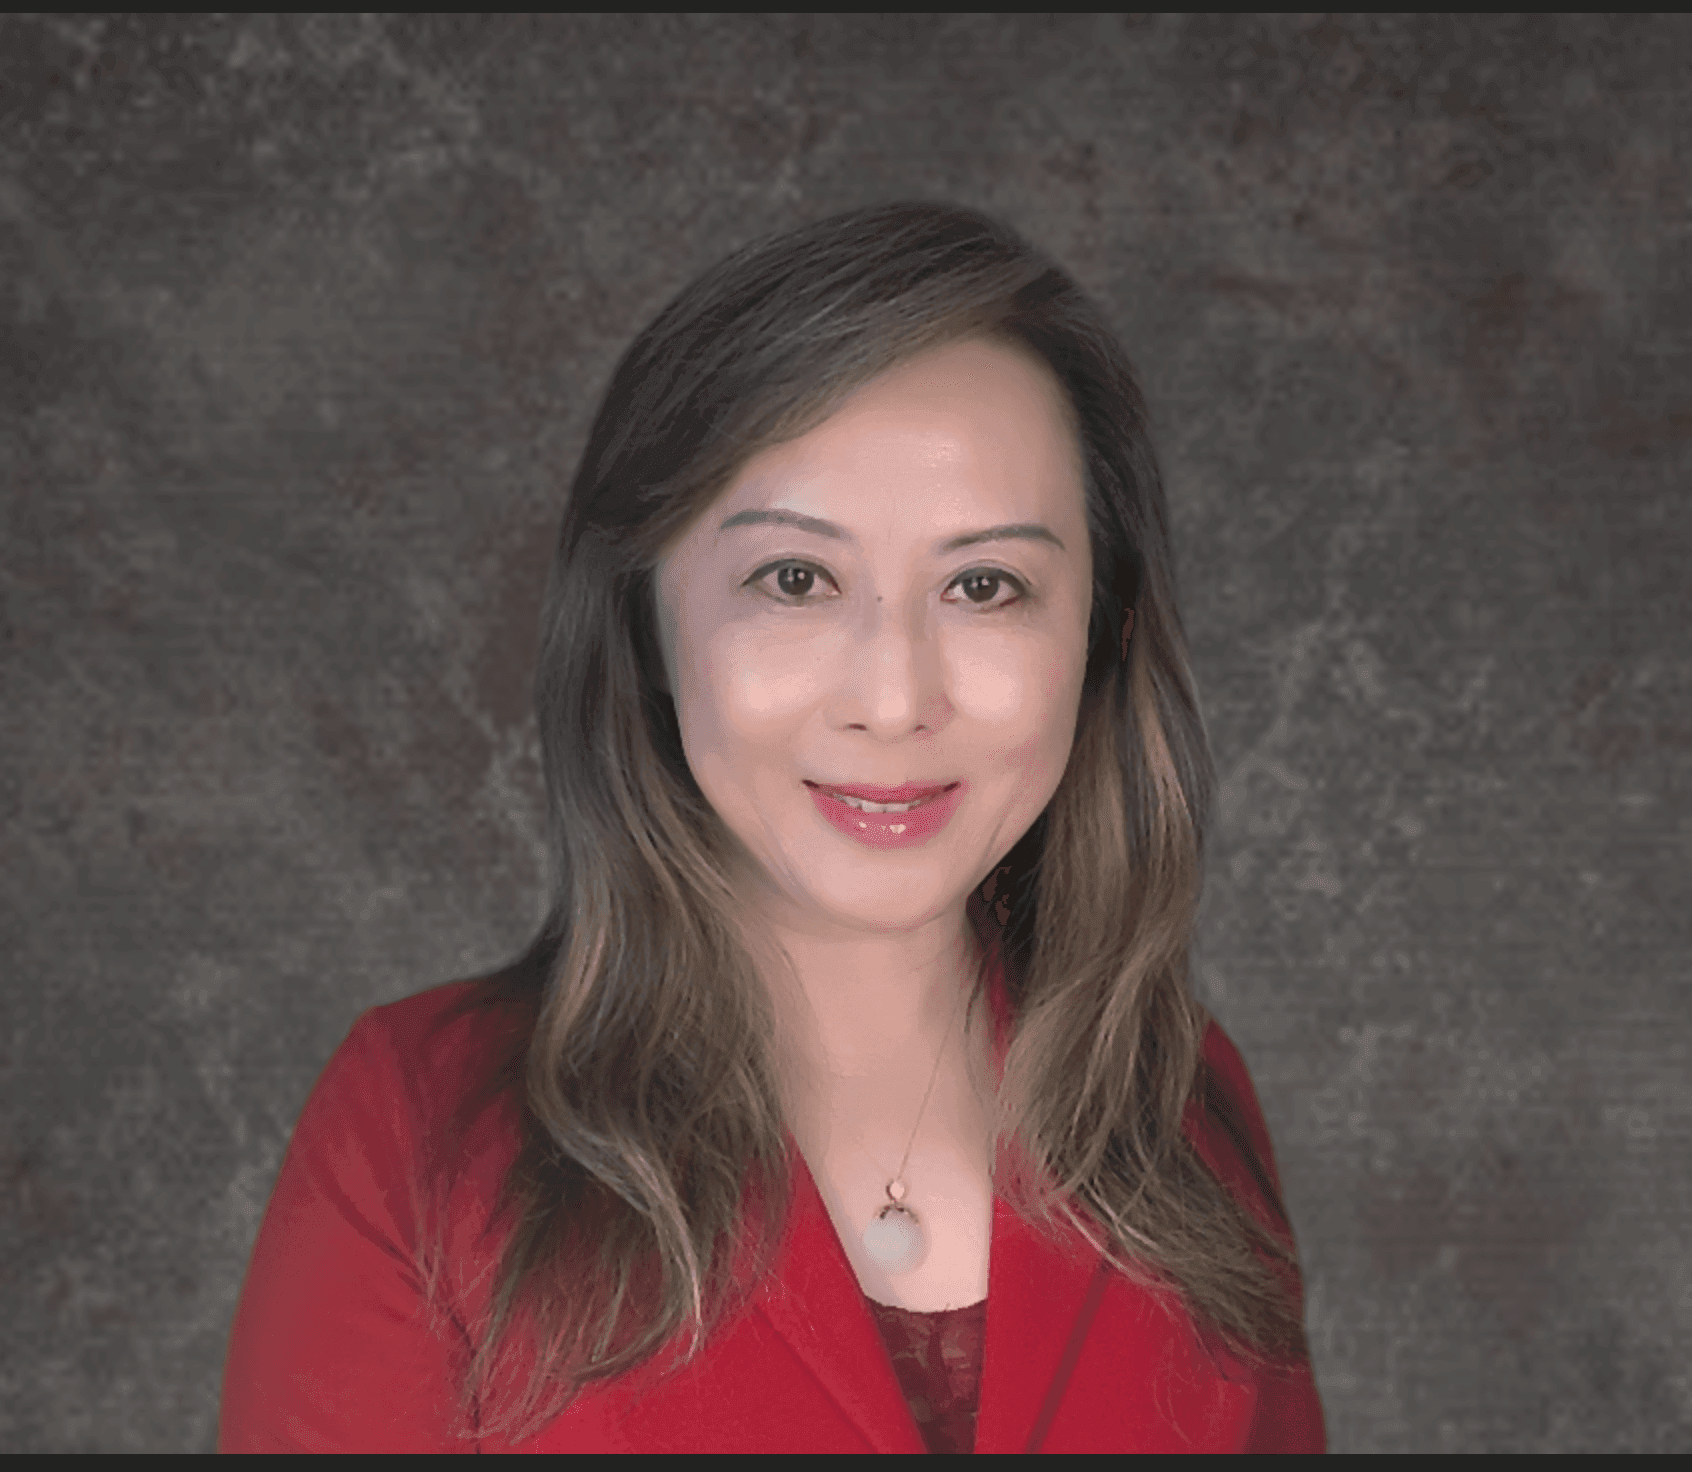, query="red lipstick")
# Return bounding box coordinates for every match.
[804,780,965,851]
[810,780,954,803]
